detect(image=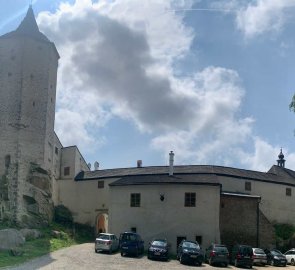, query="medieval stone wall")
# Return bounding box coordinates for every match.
[220,194,275,250]
[0,32,59,226]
